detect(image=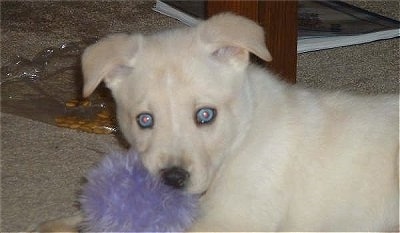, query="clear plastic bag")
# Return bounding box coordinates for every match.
[1,39,118,134]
